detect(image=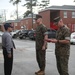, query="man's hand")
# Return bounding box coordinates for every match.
[8,53,12,58]
[42,45,46,50]
[45,38,58,43]
[45,39,52,42]
[51,39,58,43]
